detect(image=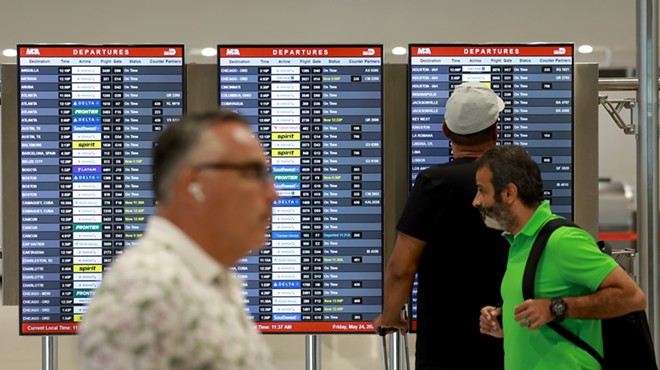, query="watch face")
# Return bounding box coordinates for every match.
[552,298,566,317]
